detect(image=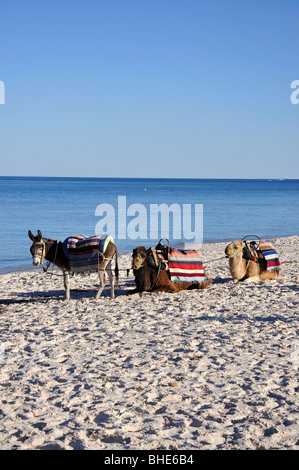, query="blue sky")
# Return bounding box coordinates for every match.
[0,0,298,178]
